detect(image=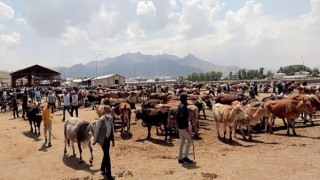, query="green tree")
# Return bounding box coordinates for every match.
[277,65,311,75]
